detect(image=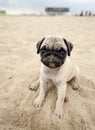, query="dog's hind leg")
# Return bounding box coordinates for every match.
[69,77,79,90]
[69,65,79,90]
[29,79,40,91]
